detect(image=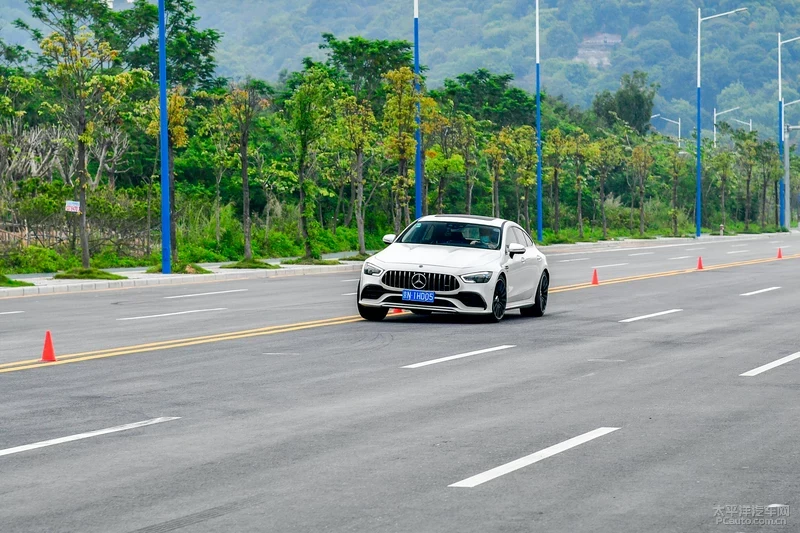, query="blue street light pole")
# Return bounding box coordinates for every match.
[158,0,171,273]
[535,0,543,242]
[777,33,800,229]
[414,0,423,219]
[696,7,747,238]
